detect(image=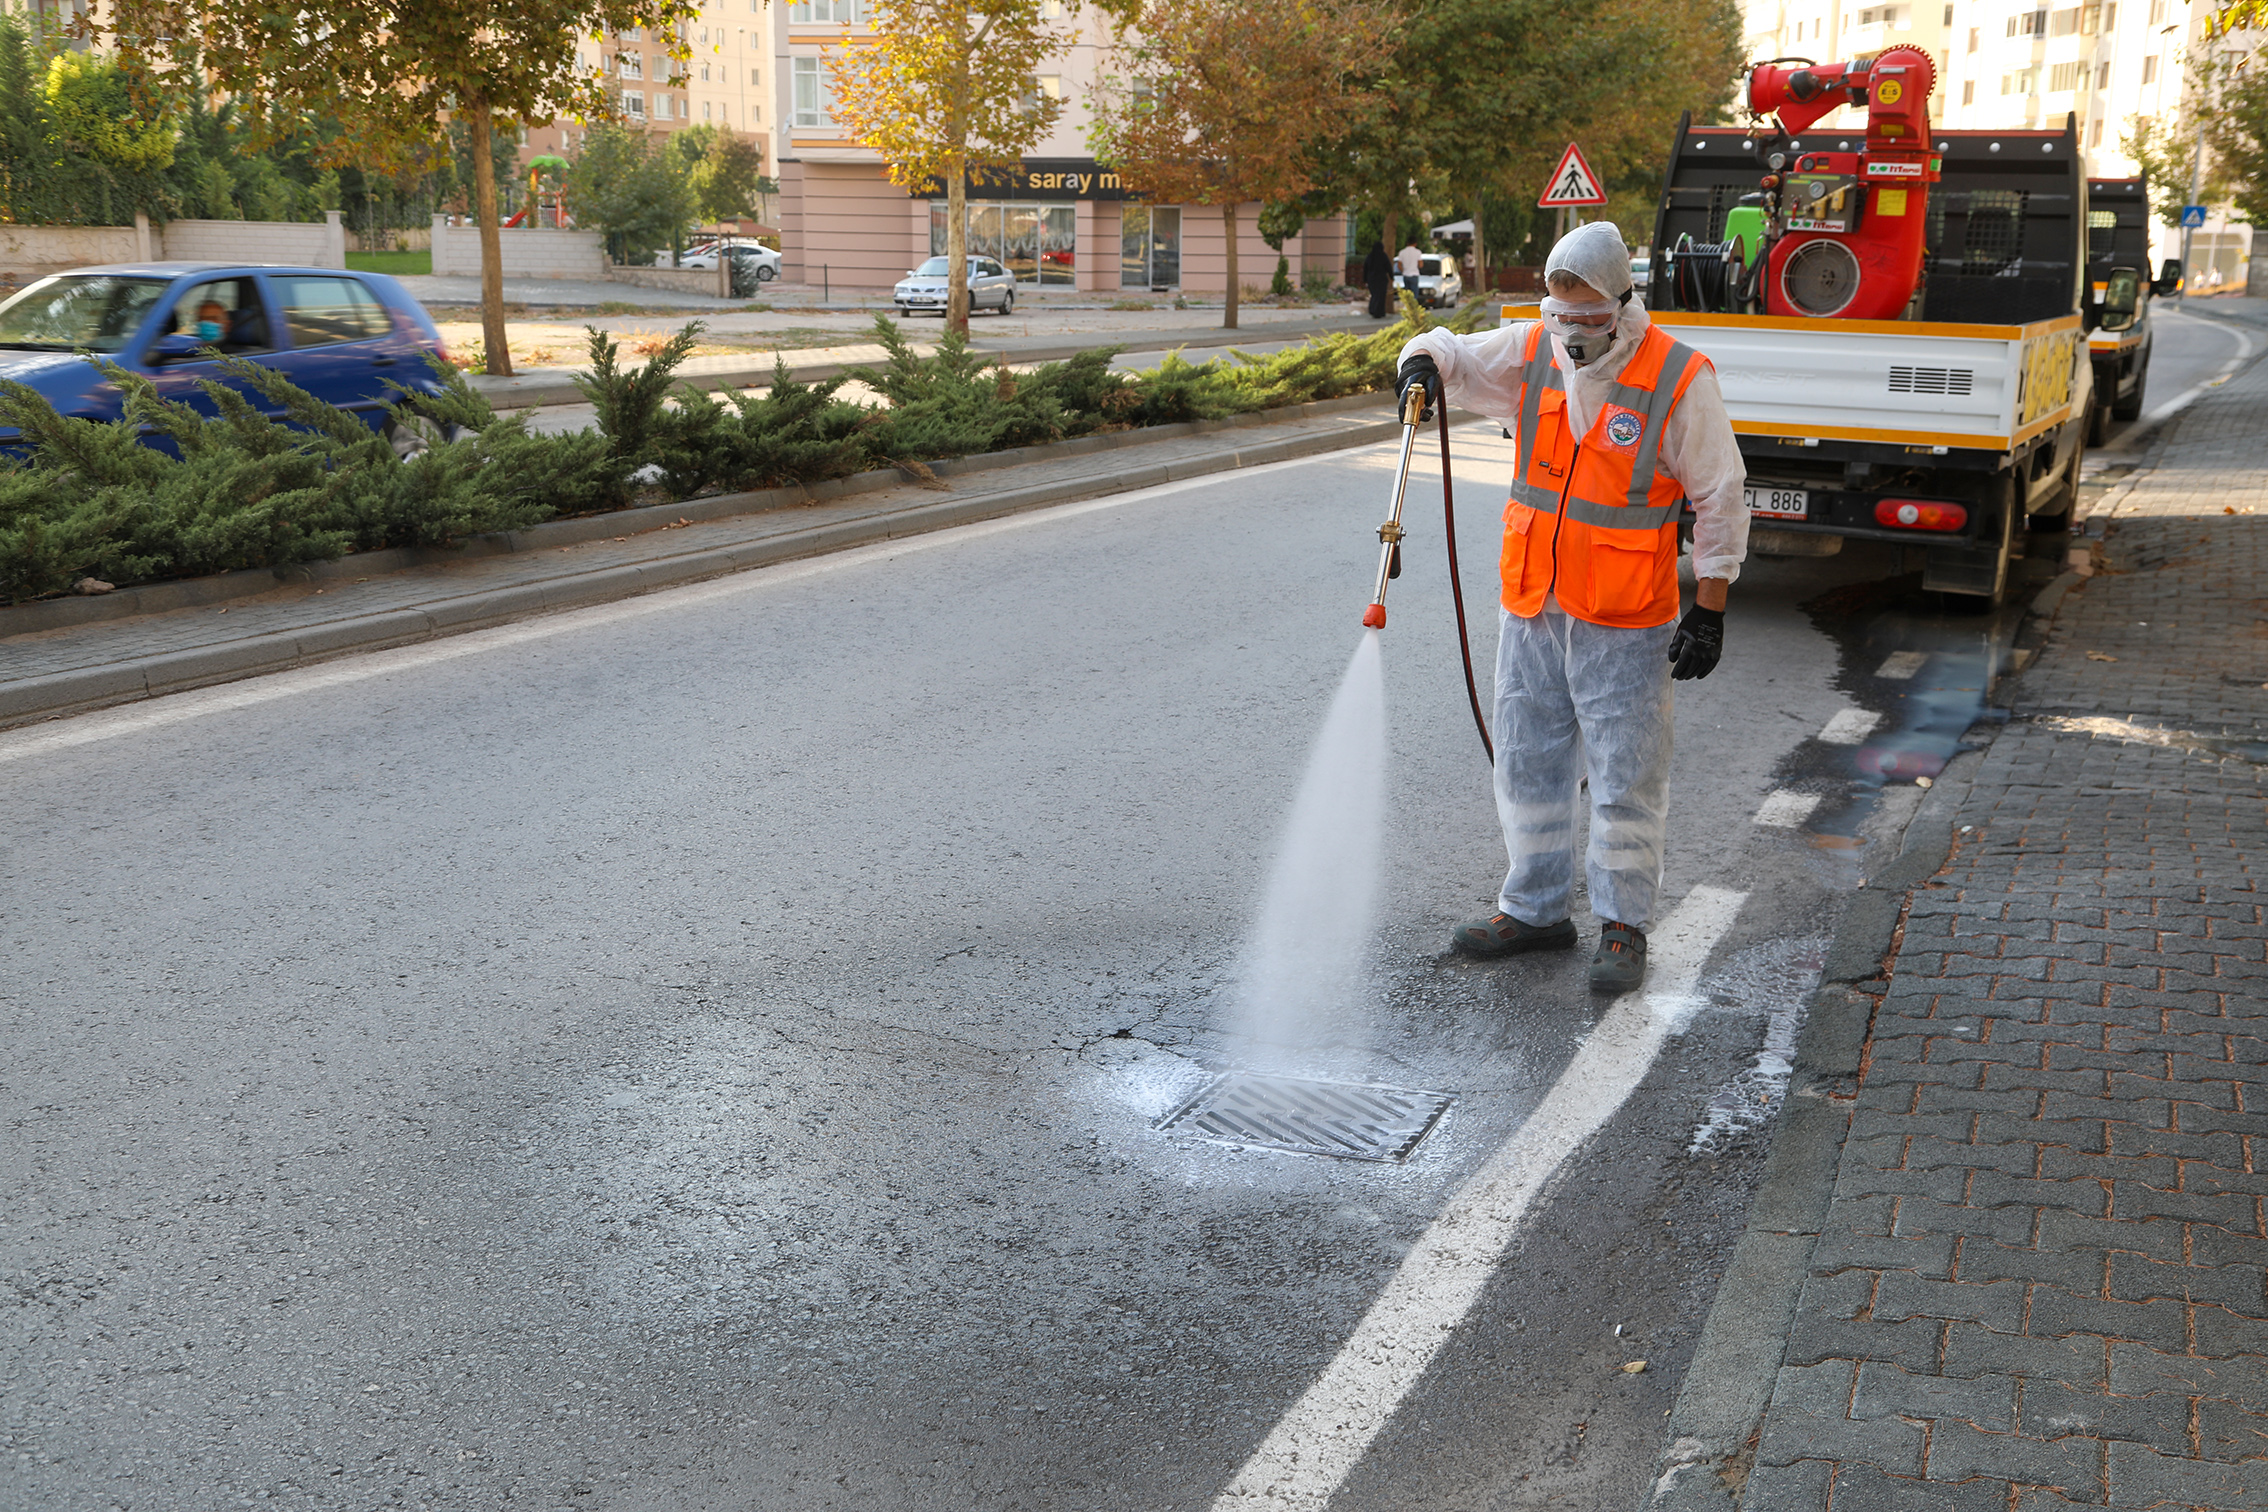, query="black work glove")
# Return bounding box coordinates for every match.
[1667,605,1724,681]
[1396,352,1440,420]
